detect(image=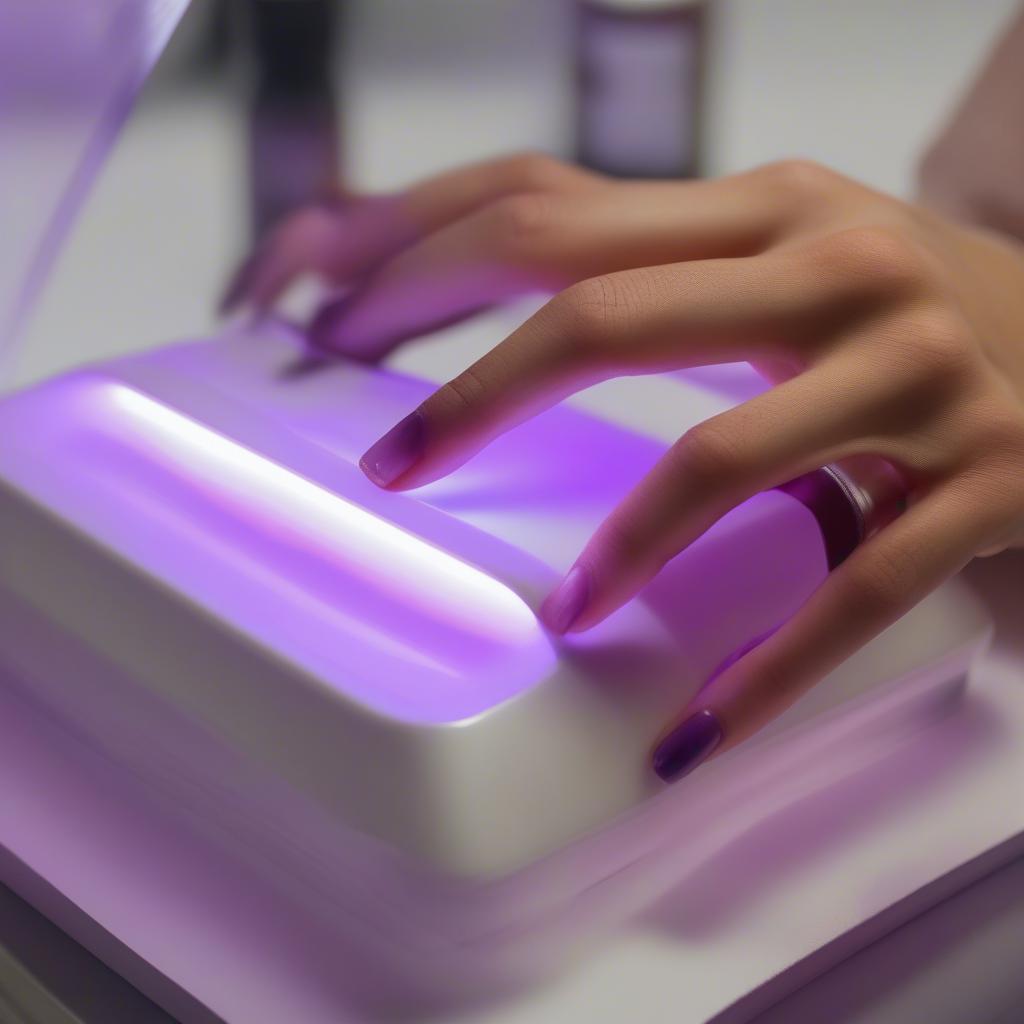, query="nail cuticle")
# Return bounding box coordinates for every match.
[652,708,723,783]
[540,563,591,635]
[359,411,425,487]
